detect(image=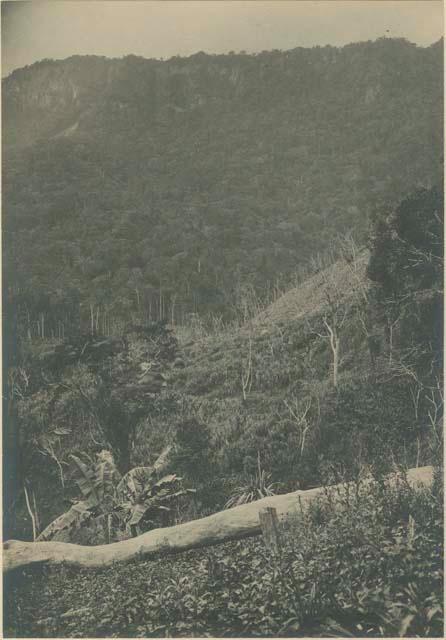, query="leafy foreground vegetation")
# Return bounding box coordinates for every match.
[5,472,443,638]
